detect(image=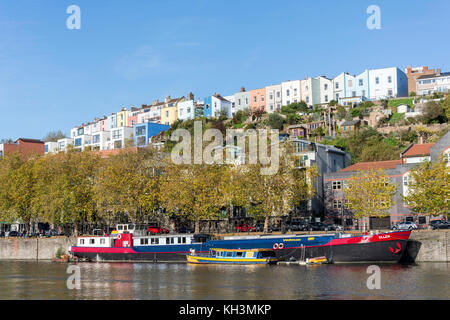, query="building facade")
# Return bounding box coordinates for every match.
[265,84,282,113]
[323,132,450,230]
